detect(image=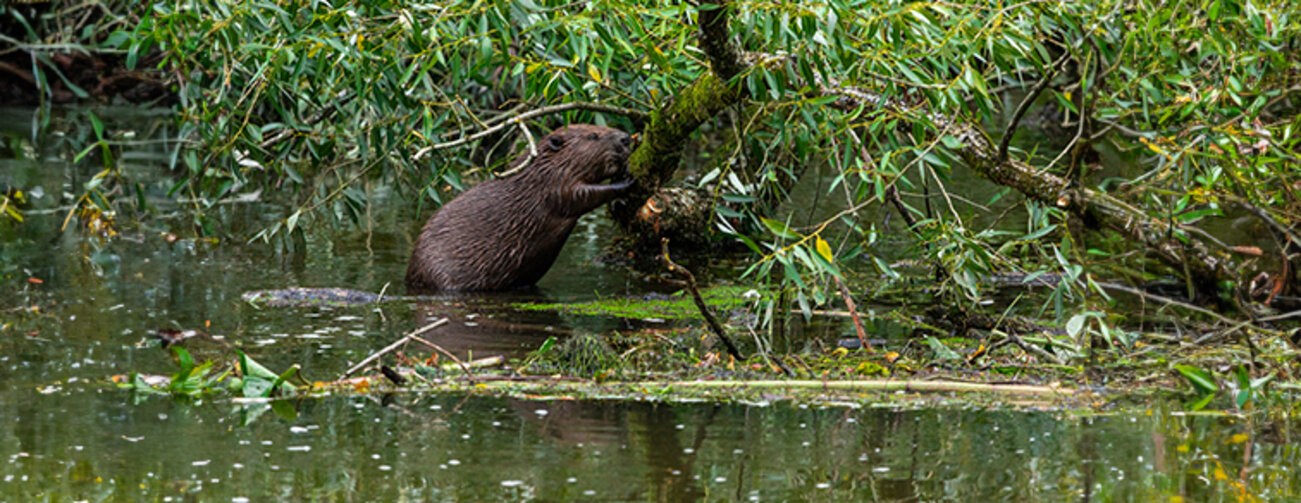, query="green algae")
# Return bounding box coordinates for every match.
[513,285,764,320]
